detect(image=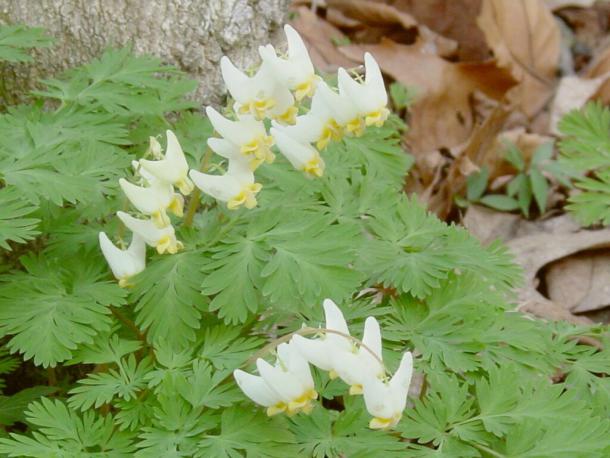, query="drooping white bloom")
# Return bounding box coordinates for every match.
[270,126,325,178]
[117,211,183,255]
[234,342,317,417]
[337,52,389,128]
[281,86,343,150]
[293,299,384,395]
[331,317,384,395]
[206,107,274,170]
[98,232,146,287]
[258,24,317,101]
[291,298,352,372]
[119,179,183,228]
[316,81,364,137]
[139,130,194,195]
[221,56,295,122]
[189,159,262,210]
[362,352,413,429]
